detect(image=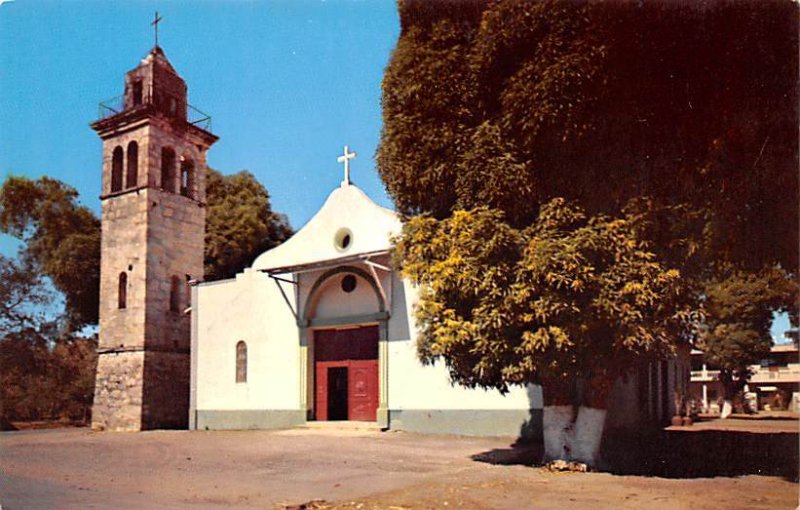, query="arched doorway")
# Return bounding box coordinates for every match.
[302,266,387,423]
